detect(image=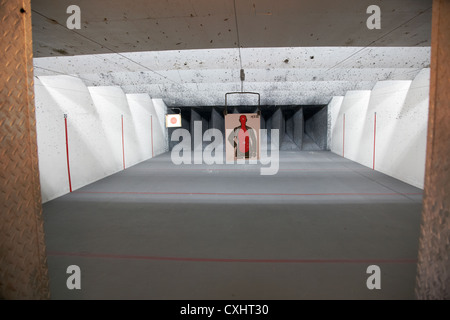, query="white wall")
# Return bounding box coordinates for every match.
[149,99,169,155]
[372,69,429,188]
[35,77,73,200]
[327,96,343,151]
[126,94,155,163]
[35,75,168,203]
[328,69,430,189]
[330,90,372,162]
